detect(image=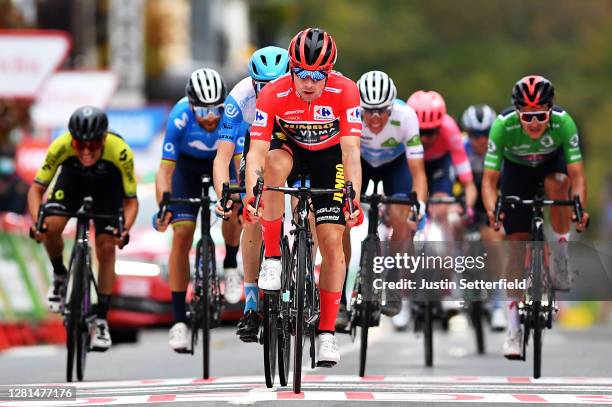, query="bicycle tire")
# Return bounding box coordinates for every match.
[292,230,308,394]
[278,237,291,387]
[470,301,485,355]
[200,238,213,379]
[263,292,278,388]
[67,245,85,382]
[359,302,371,377]
[358,237,377,377]
[533,300,542,378]
[424,301,433,367]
